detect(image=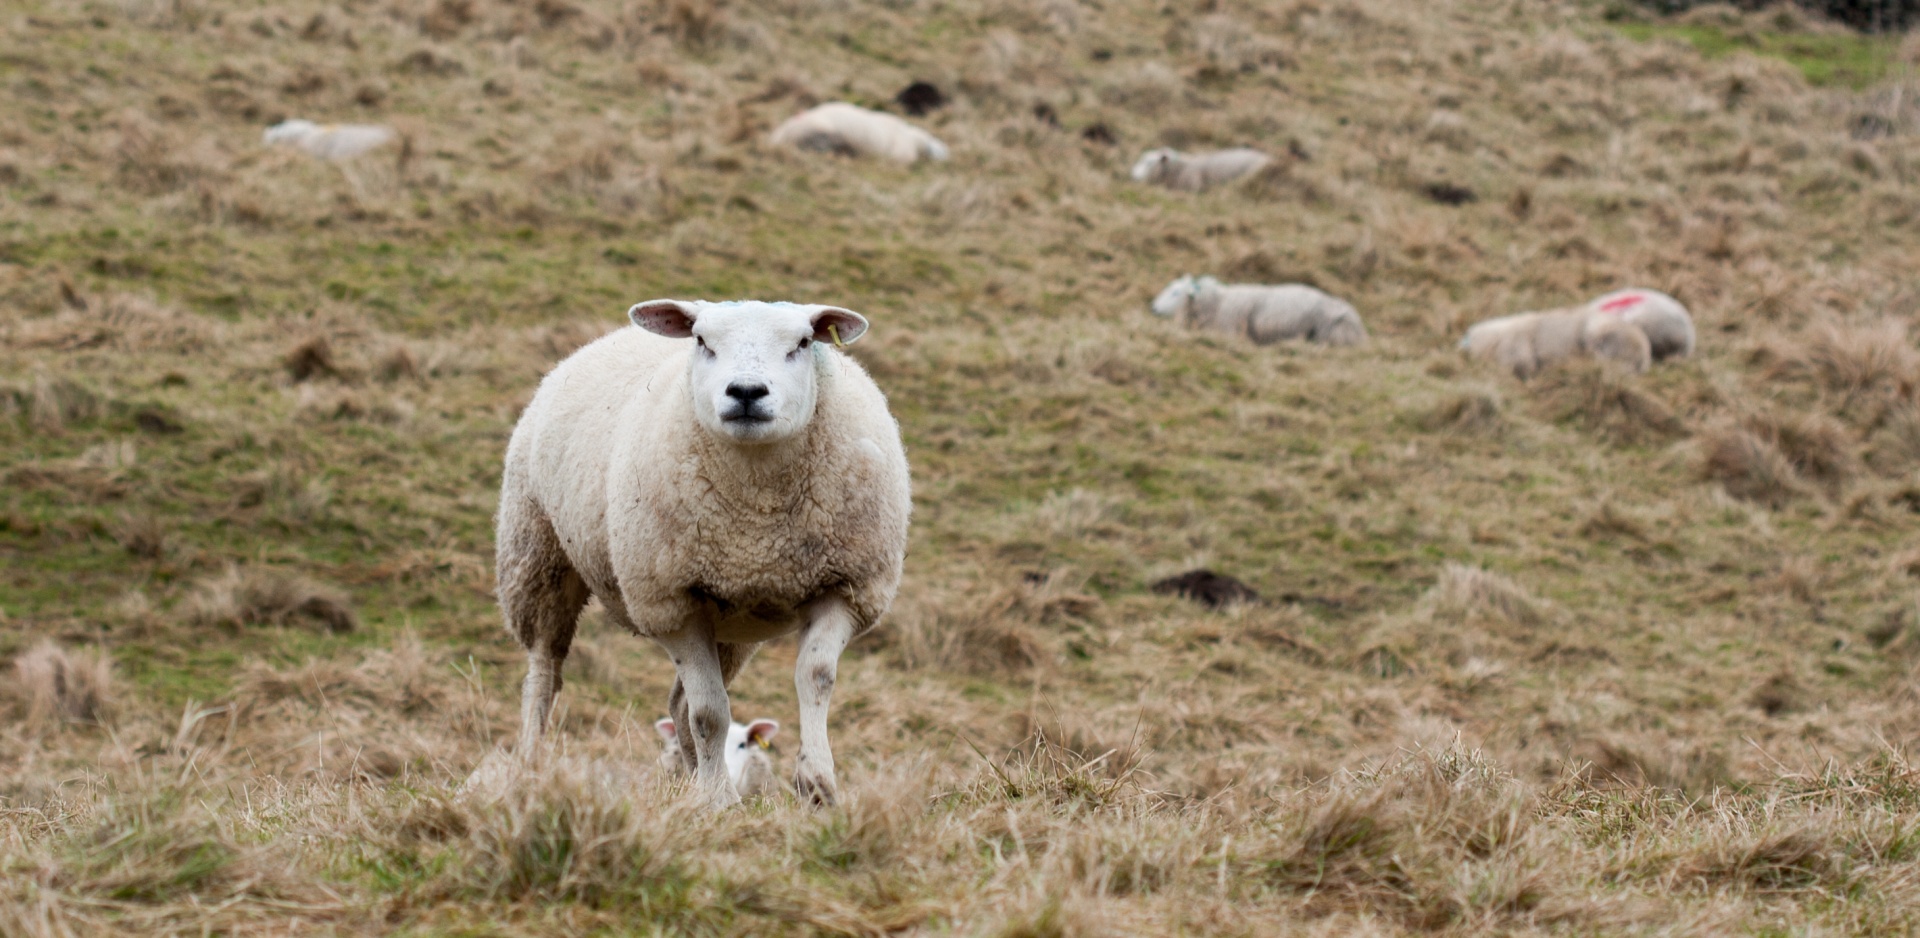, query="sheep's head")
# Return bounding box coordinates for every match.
[654,716,780,792]
[1151,275,1218,321]
[630,299,869,444]
[1130,148,1179,182]
[263,119,319,146]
